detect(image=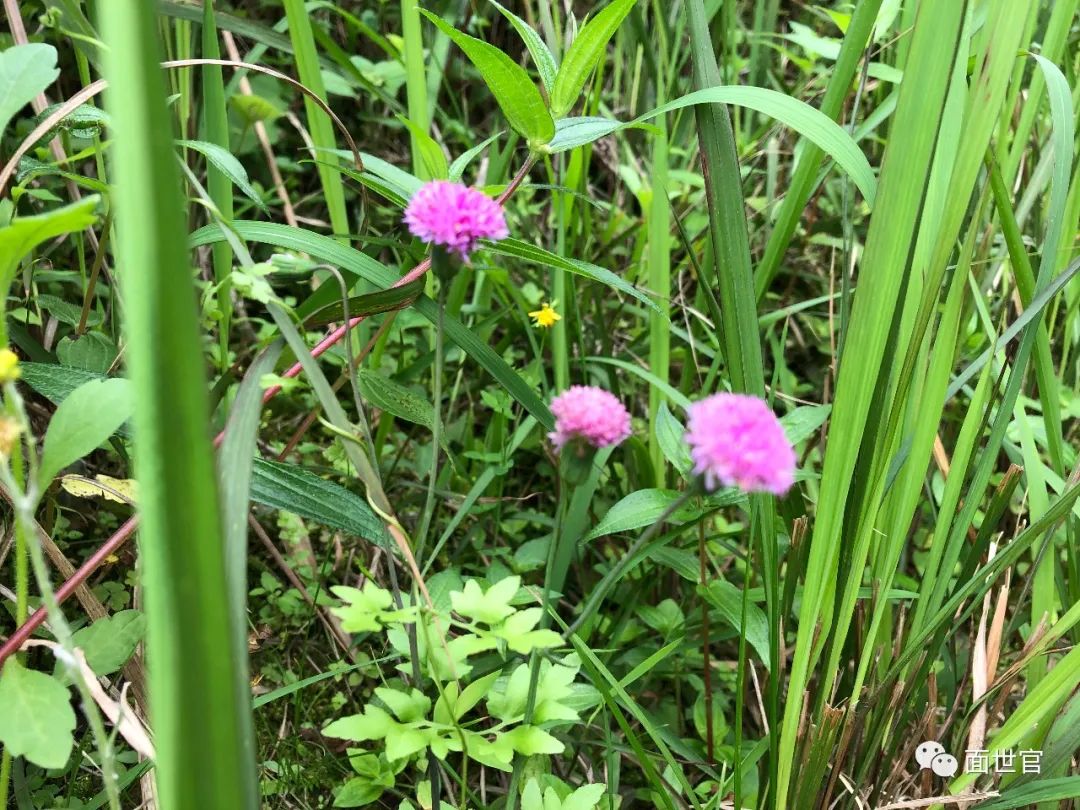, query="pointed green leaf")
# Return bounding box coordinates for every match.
[421,11,554,145]
[550,0,637,117]
[177,139,269,213]
[39,377,134,487]
[489,1,558,93]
